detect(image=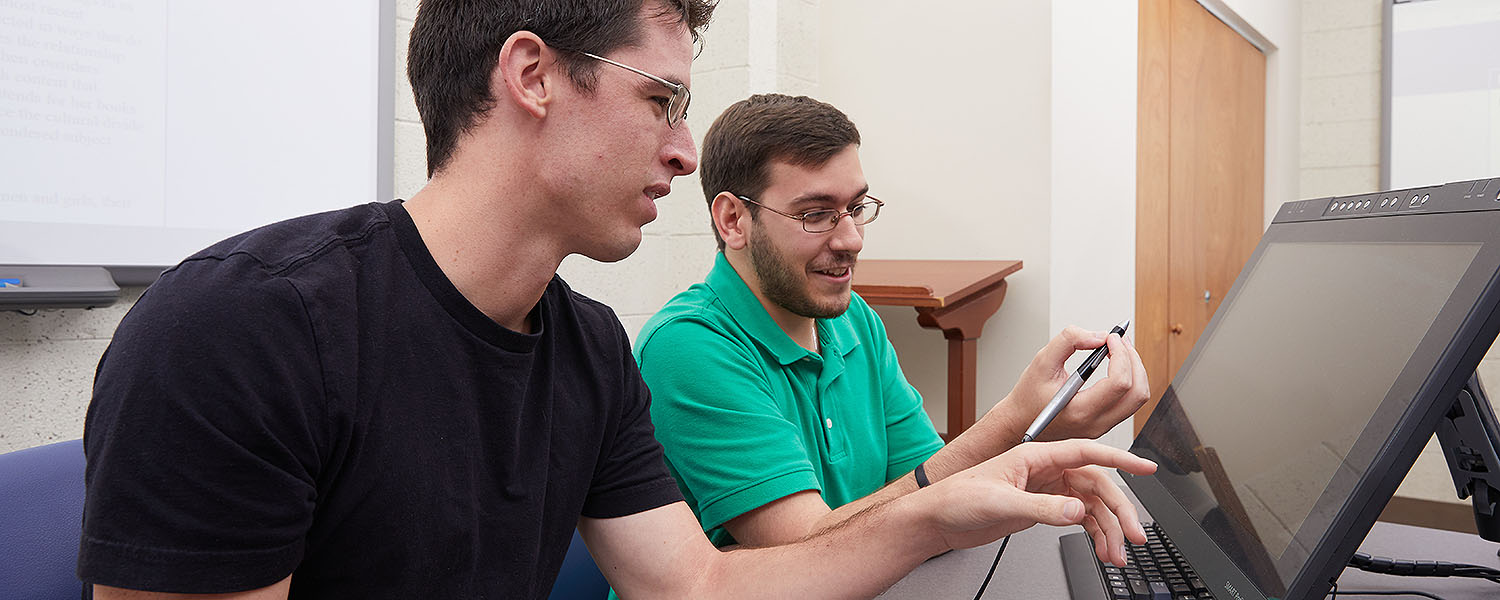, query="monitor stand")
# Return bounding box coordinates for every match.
[1436,374,1500,544]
